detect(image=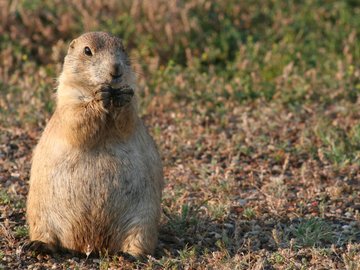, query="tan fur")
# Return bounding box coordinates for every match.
[26,32,163,256]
